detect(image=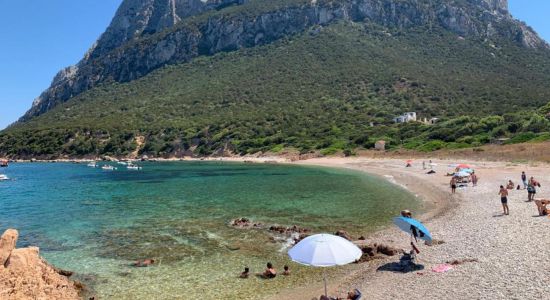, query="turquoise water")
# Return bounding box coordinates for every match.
[0,162,419,299]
